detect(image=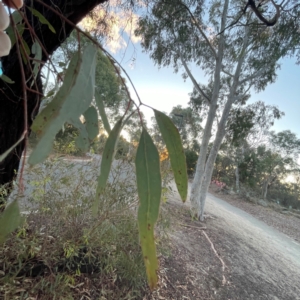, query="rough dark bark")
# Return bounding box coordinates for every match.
[0,0,107,194]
